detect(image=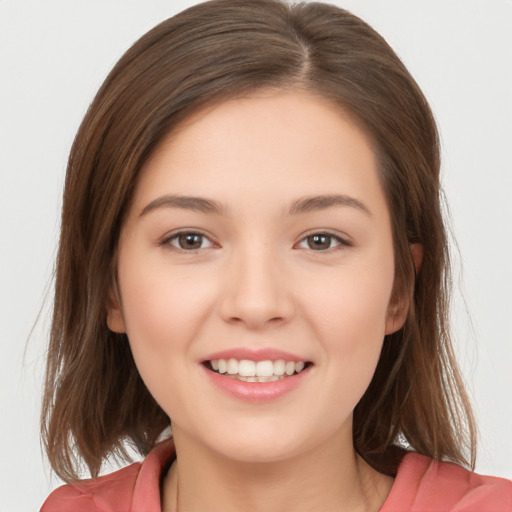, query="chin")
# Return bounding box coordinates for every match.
[202,420,318,464]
